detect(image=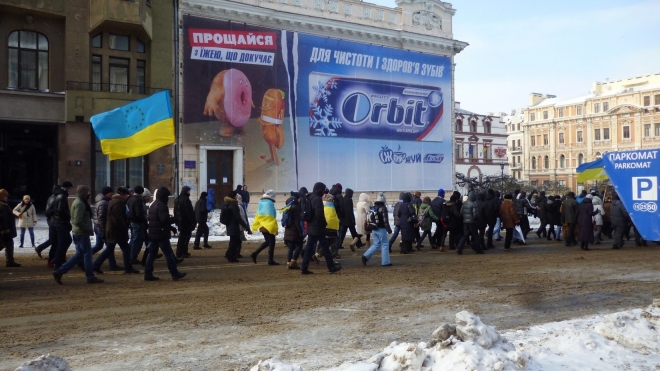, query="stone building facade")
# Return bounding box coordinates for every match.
[517,73,660,192]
